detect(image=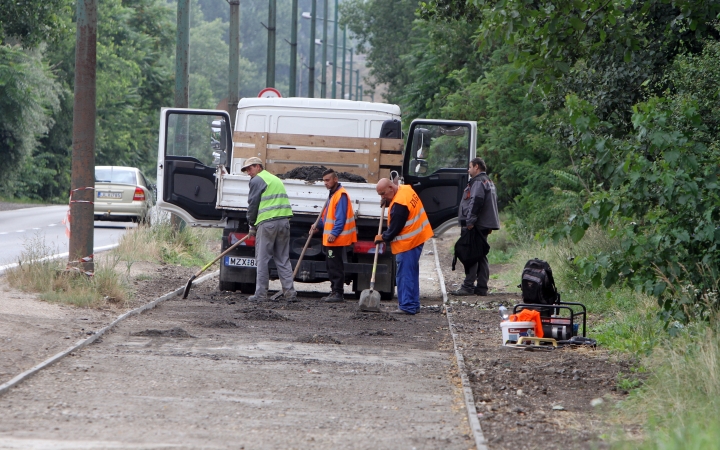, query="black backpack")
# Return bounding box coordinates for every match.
[520,258,559,305]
